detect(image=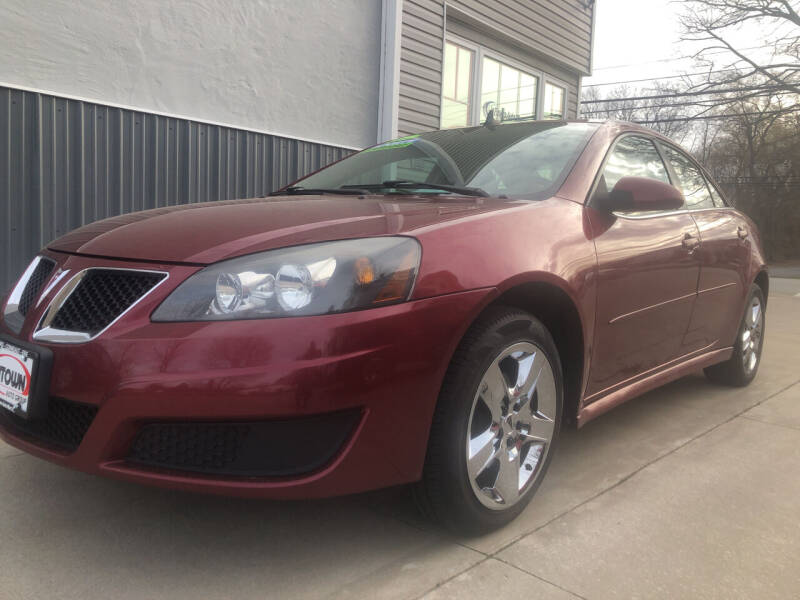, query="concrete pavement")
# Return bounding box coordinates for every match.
[769,262,800,280]
[1,282,799,599]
